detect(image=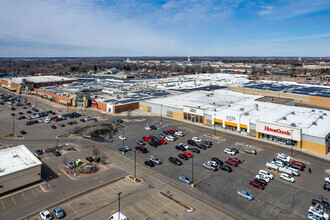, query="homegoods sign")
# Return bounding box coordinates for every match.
[256,121,301,141]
